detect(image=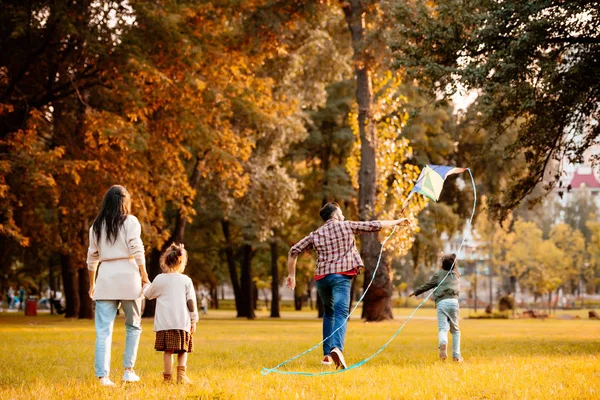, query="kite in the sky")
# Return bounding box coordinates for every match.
[407,165,468,202]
